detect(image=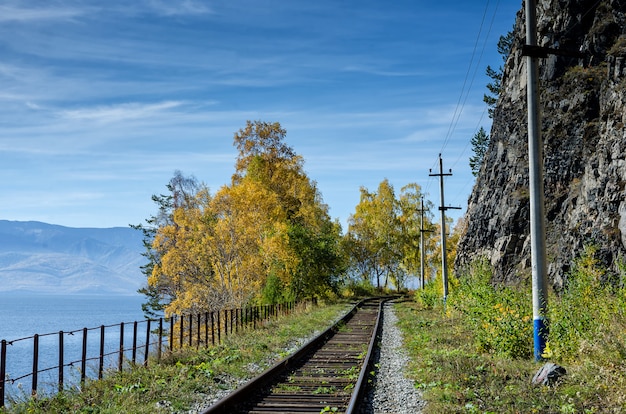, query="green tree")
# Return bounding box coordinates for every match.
[469,126,490,176]
[346,180,437,291]
[347,180,401,290]
[397,184,435,289]
[134,171,204,317]
[139,121,344,316]
[232,120,343,300]
[484,28,514,117]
